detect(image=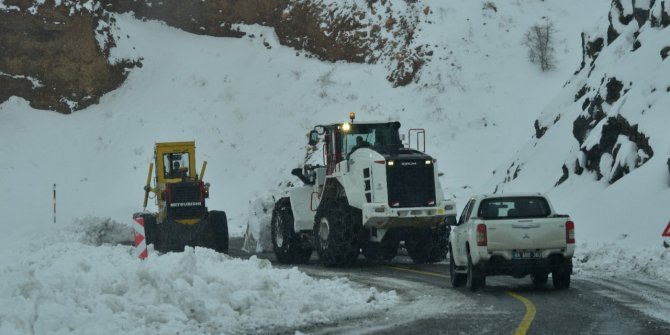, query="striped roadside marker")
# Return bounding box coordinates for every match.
[132,215,148,260]
[53,183,56,224]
